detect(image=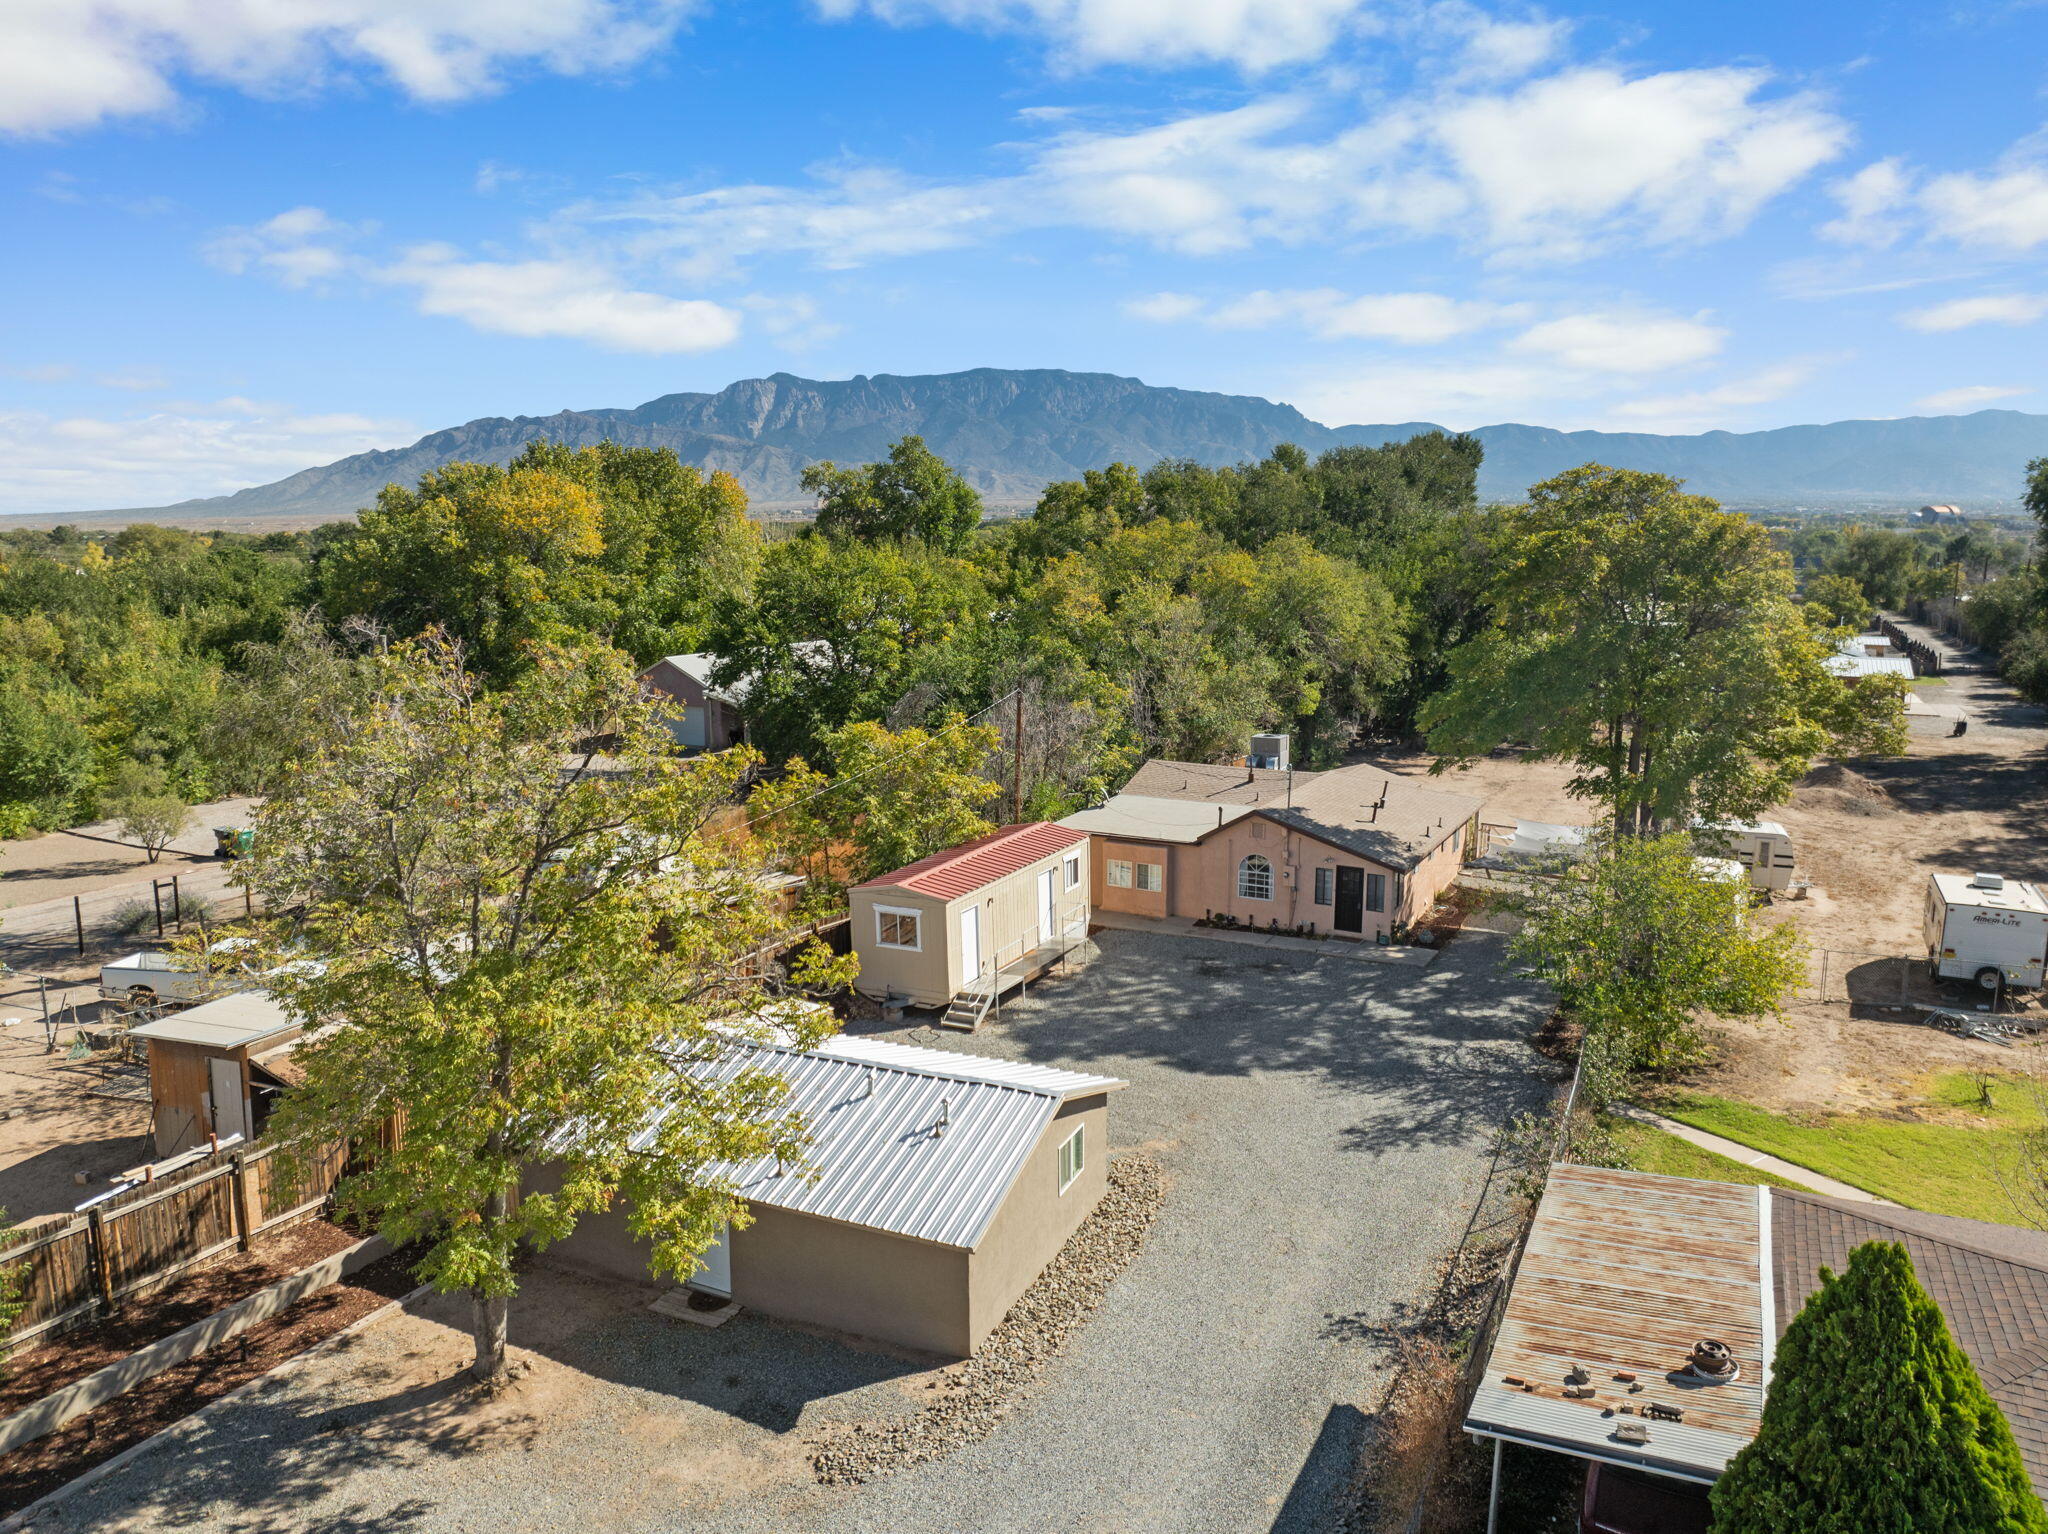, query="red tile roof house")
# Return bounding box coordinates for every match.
[1463,1163,2048,1534]
[850,823,1092,1023]
[1059,759,1483,943]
